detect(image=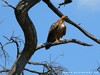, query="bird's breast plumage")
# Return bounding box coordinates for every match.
[45,16,67,49]
[47,21,66,42]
